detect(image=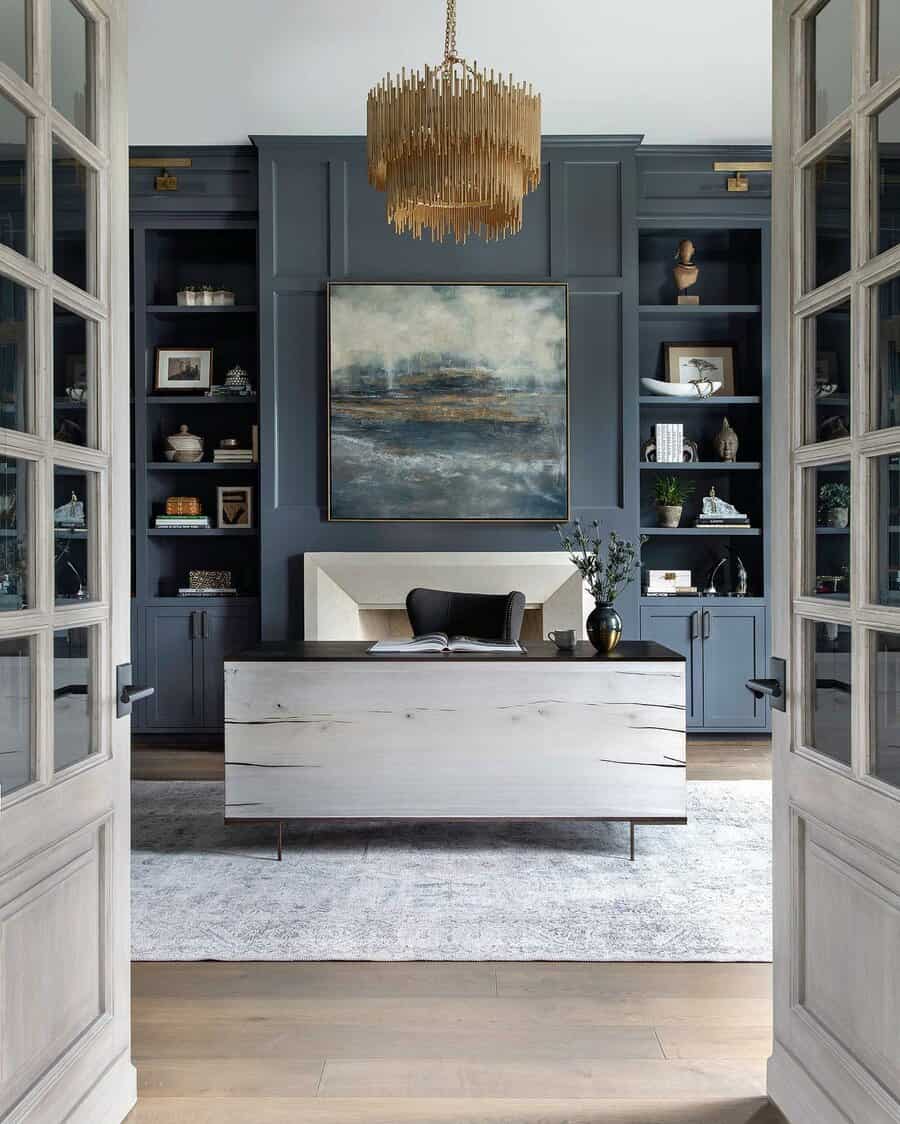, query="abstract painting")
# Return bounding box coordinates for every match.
[328,283,568,521]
